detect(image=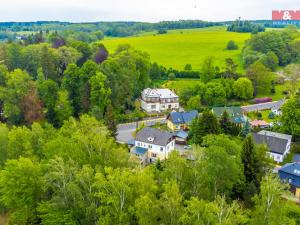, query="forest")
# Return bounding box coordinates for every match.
[0,20,221,40]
